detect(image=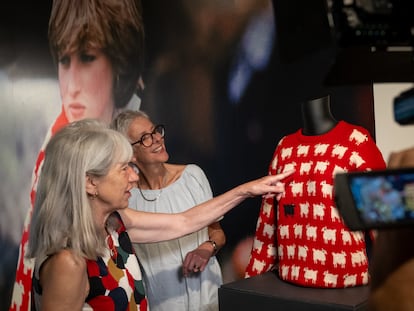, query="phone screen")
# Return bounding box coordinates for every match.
[348,170,414,227]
